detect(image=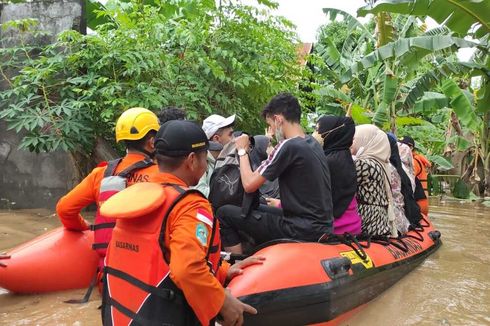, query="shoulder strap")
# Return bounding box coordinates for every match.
[103,158,123,178]
[117,159,155,178]
[158,185,217,267]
